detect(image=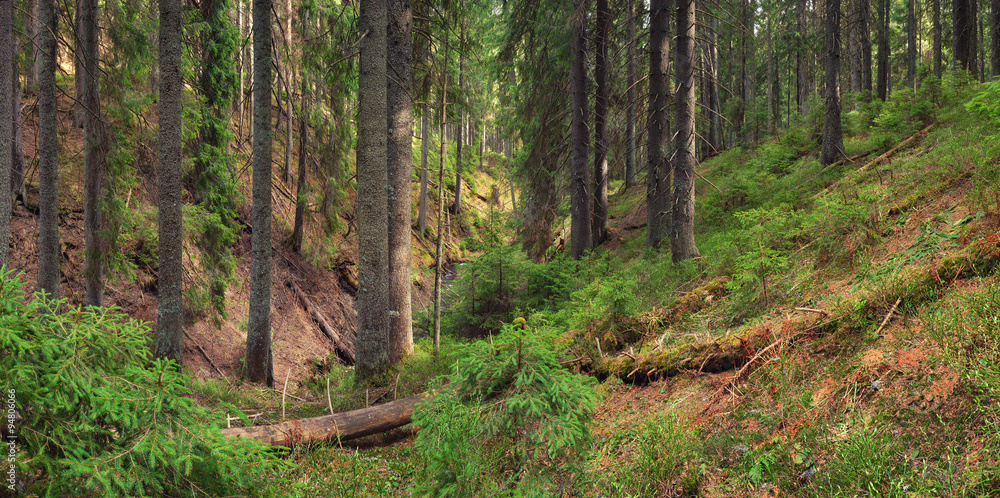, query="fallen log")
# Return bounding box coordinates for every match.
[222,394,426,447]
[813,124,933,199]
[289,281,355,364]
